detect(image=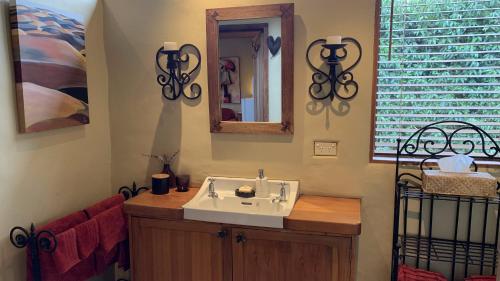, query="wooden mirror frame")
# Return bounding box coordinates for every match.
[206,3,294,135]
